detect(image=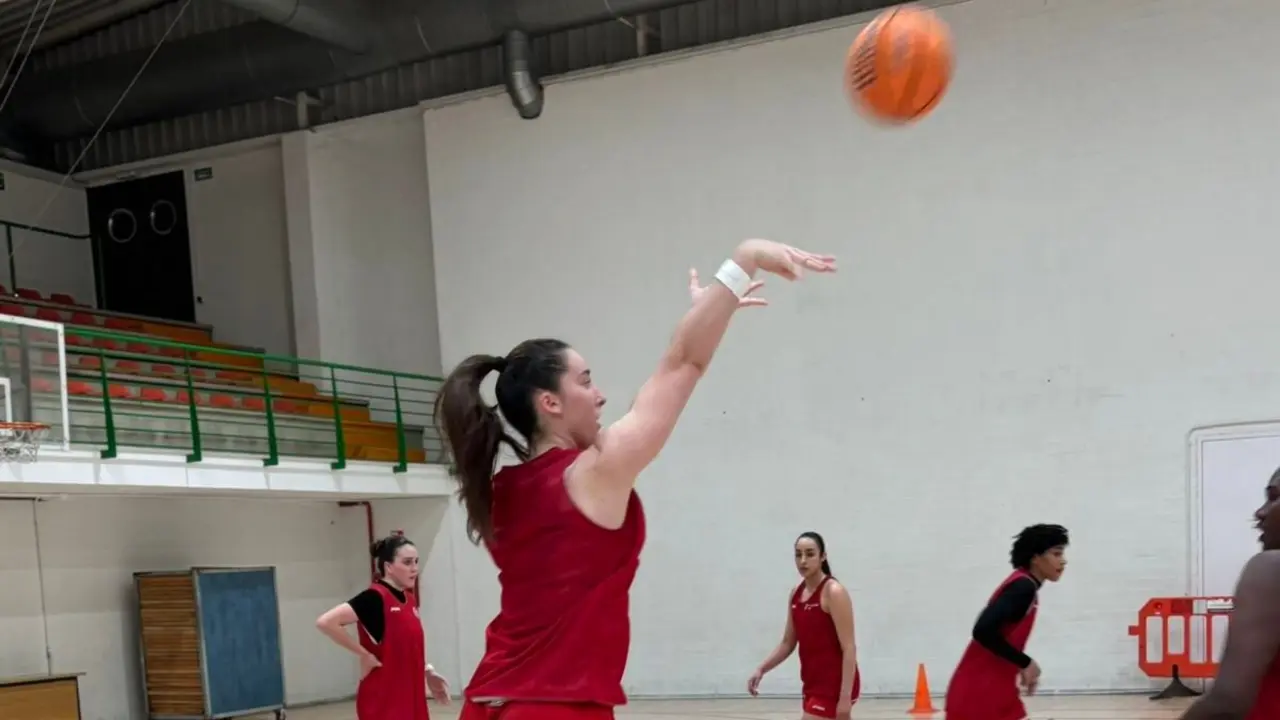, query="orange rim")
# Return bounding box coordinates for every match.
[0,422,50,431]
